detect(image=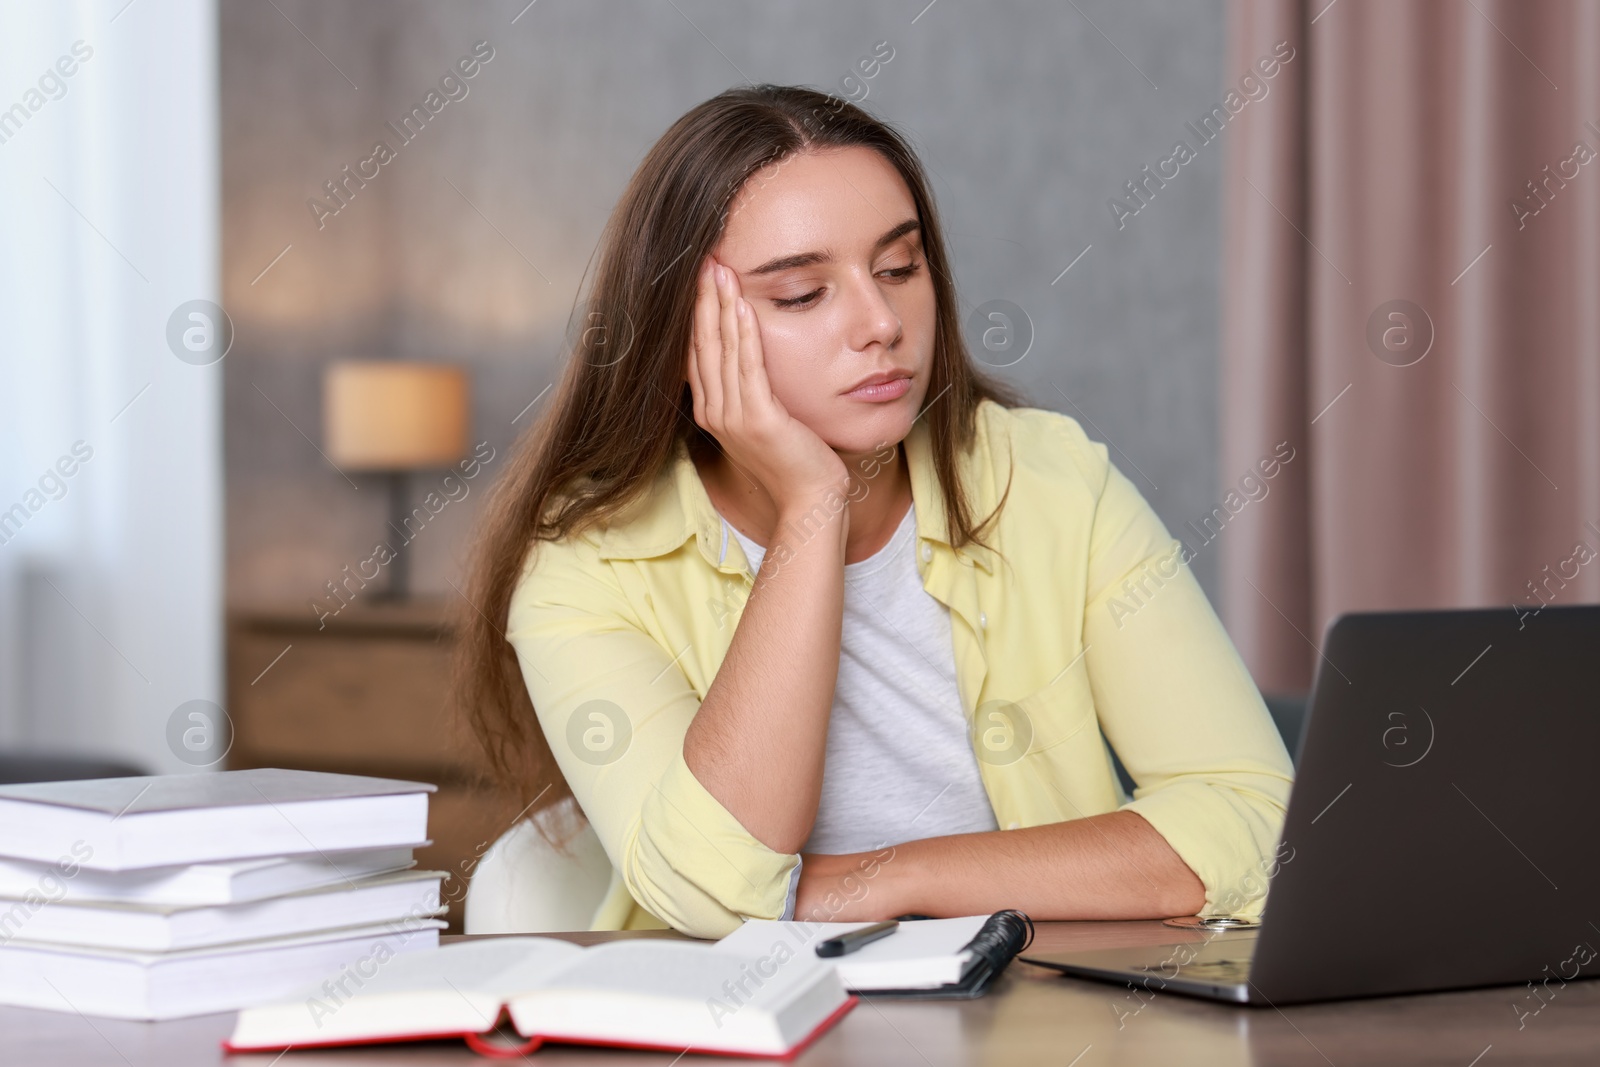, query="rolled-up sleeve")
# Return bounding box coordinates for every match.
[1077,454,1296,922]
[505,536,799,939]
